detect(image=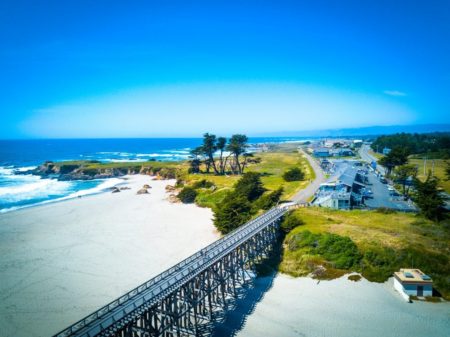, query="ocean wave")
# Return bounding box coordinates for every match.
[15,166,38,172]
[102,158,148,163]
[0,178,124,213]
[0,178,72,201]
[0,166,14,175]
[65,178,123,198]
